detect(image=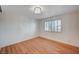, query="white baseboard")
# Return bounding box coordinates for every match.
[0,35,39,48]
[40,35,79,48]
